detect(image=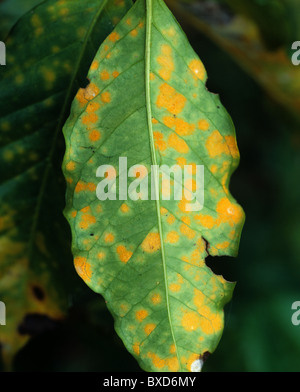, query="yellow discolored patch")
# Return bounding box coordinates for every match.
[157,44,174,81]
[147,352,165,369]
[135,309,148,322]
[79,213,96,230]
[181,311,201,331]
[216,197,245,226]
[144,323,156,336]
[100,70,110,80]
[104,233,115,243]
[167,215,175,225]
[120,203,130,213]
[75,181,96,193]
[75,88,88,107]
[196,214,215,230]
[153,132,166,152]
[141,232,161,253]
[198,119,210,131]
[133,342,140,356]
[112,70,120,78]
[86,102,100,113]
[101,91,111,103]
[71,210,77,218]
[151,293,162,305]
[168,133,189,154]
[189,59,206,81]
[165,231,179,244]
[169,283,181,292]
[116,245,133,263]
[163,116,195,136]
[109,32,120,42]
[82,112,98,126]
[205,130,229,158]
[74,256,92,283]
[66,161,76,171]
[84,83,100,100]
[91,60,99,71]
[225,135,240,159]
[156,83,186,115]
[130,29,138,37]
[89,130,101,142]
